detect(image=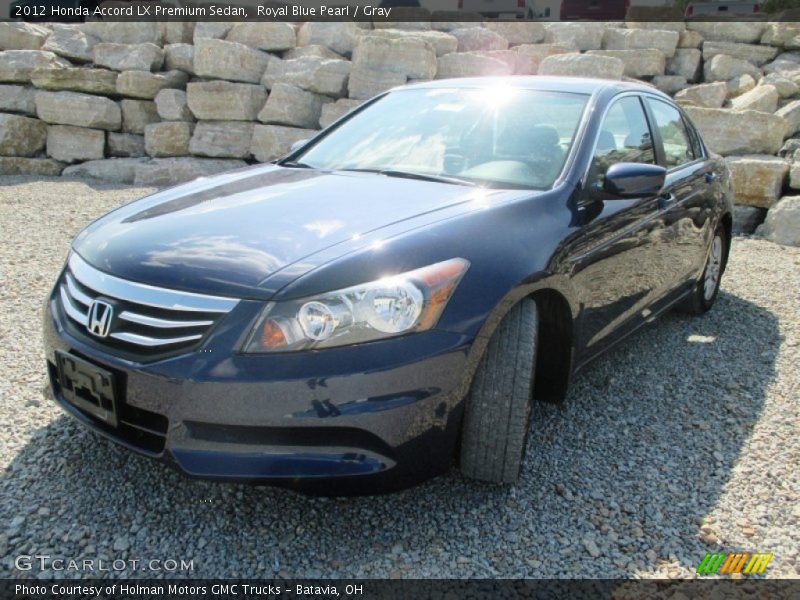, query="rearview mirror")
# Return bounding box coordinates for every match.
[602,162,667,198]
[289,139,310,153]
